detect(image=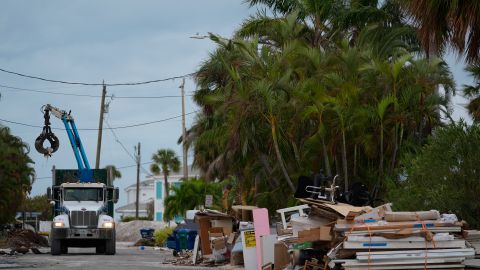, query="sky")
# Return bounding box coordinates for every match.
[0,1,474,209]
